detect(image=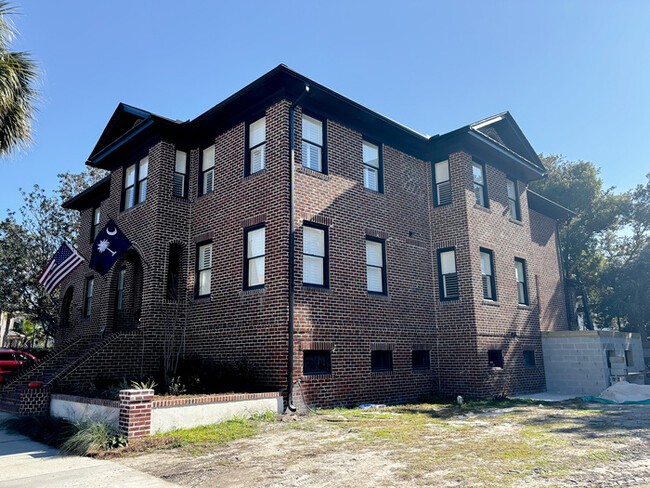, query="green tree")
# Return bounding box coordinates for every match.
[0,168,106,336]
[0,2,40,156]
